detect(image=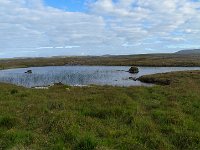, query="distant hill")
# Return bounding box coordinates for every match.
[176,49,200,54]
